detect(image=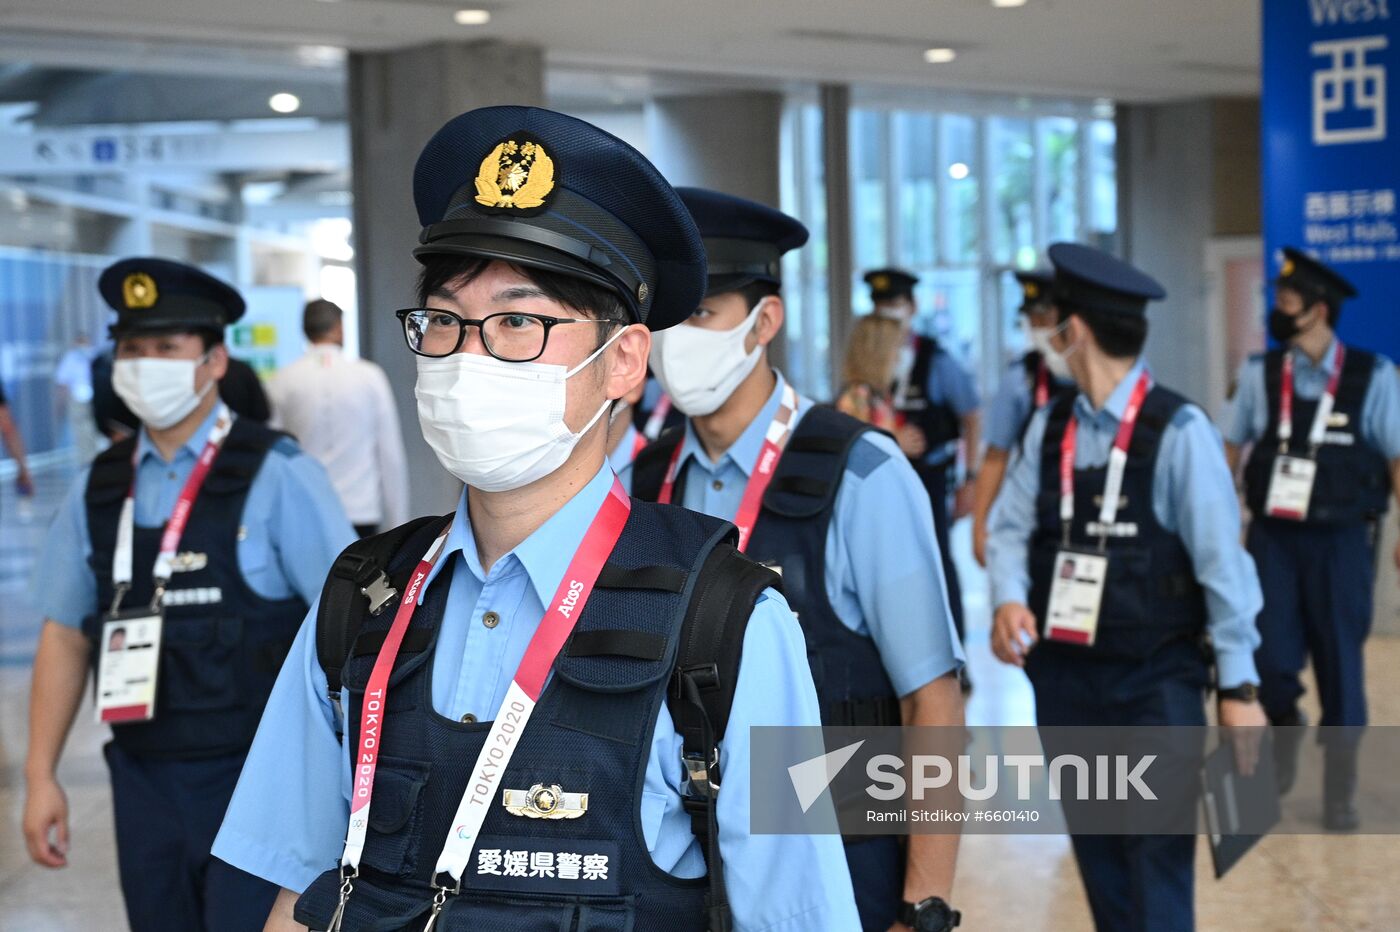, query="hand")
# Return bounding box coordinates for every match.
[886,925,914,932]
[1218,698,1268,777]
[992,603,1038,667]
[23,775,70,868]
[972,517,988,568]
[952,483,974,521]
[896,425,928,459]
[16,466,34,497]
